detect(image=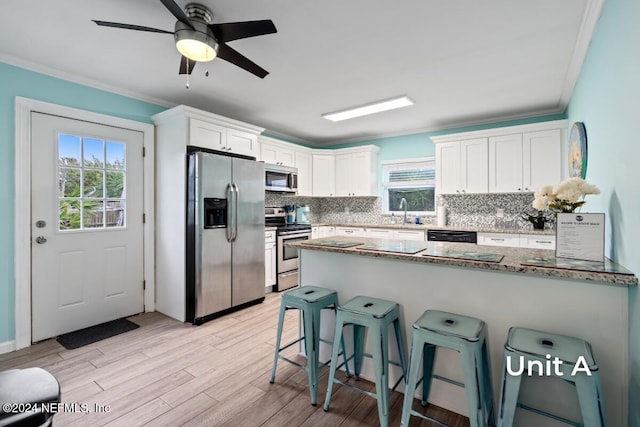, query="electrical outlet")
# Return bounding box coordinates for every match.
[496,208,504,218]
[345,206,350,214]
